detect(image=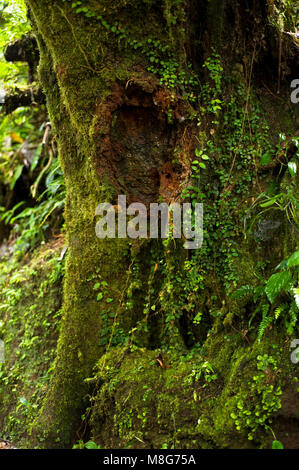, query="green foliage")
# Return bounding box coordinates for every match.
[0,242,64,443]
[118,45,299,356]
[272,440,284,449]
[0,2,65,255]
[0,156,65,255]
[200,50,223,117]
[247,136,299,231]
[0,107,38,188]
[231,285,255,300]
[232,251,299,340]
[73,439,101,449]
[0,1,29,84]
[62,0,197,110]
[269,0,299,31]
[184,361,217,388]
[233,130,298,340]
[230,354,282,441]
[265,271,292,304]
[1,0,298,450]
[91,274,126,348]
